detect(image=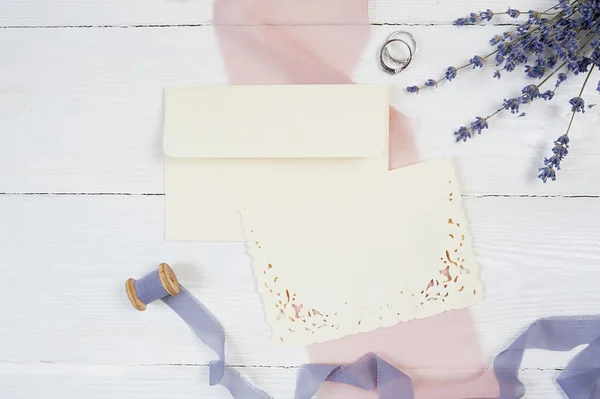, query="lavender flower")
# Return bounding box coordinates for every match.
[495,53,505,66]
[556,73,568,88]
[521,85,540,102]
[541,90,555,101]
[446,67,458,81]
[470,55,485,68]
[454,126,471,142]
[557,0,573,14]
[555,134,570,147]
[569,97,586,113]
[528,10,543,24]
[517,22,532,36]
[538,134,570,183]
[507,8,521,18]
[538,166,557,183]
[503,97,521,113]
[471,116,489,134]
[453,17,470,26]
[406,1,600,182]
[454,12,479,25]
[525,65,546,78]
[480,9,494,21]
[490,35,504,45]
